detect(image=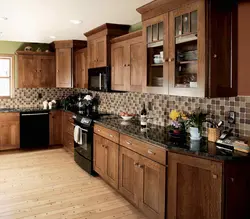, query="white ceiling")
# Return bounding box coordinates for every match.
[0,0,152,43]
